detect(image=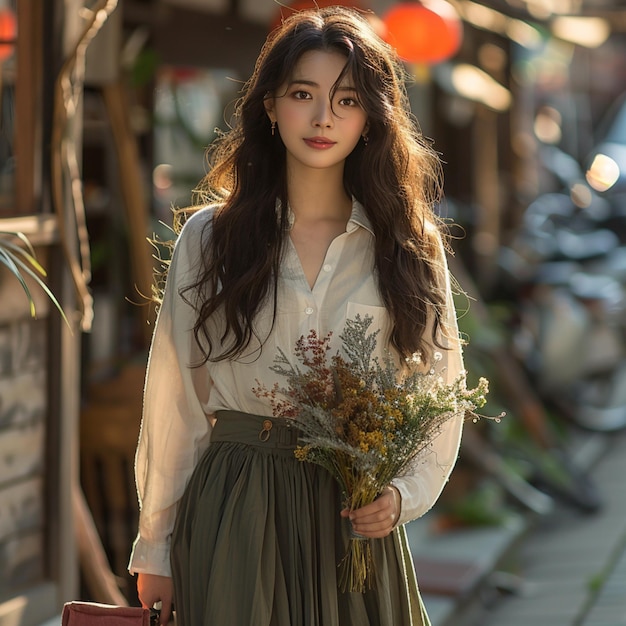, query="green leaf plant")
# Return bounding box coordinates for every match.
[0,230,69,326]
